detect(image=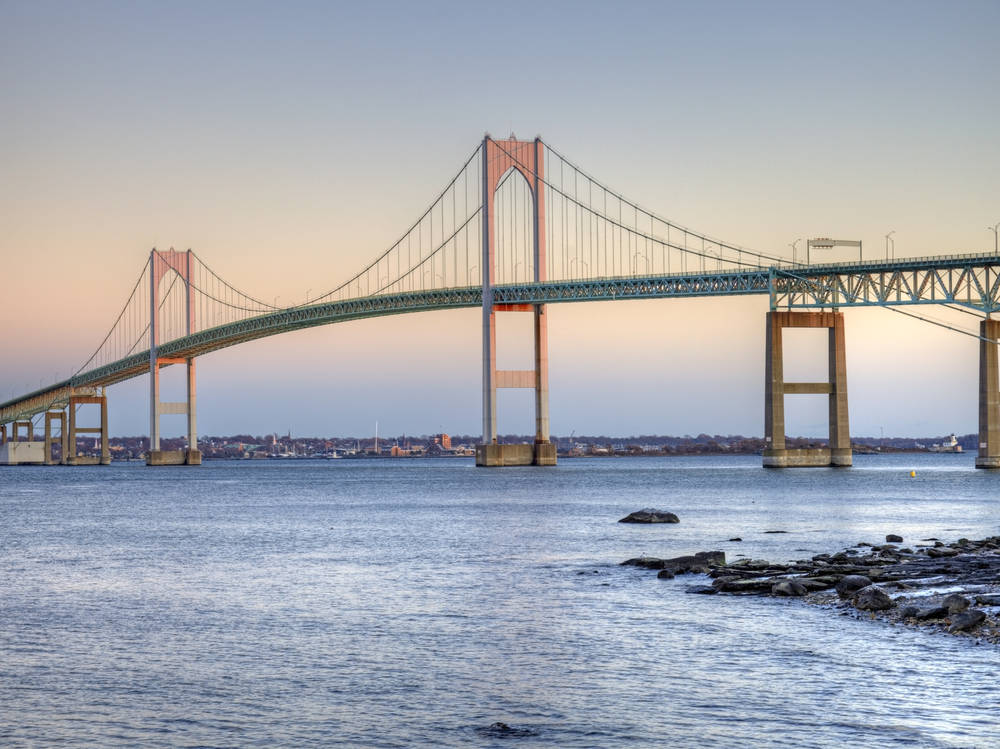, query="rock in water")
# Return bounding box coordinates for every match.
[885,534,903,543]
[942,593,970,614]
[475,722,537,738]
[836,574,873,599]
[915,606,949,620]
[657,569,675,580]
[948,609,986,633]
[685,585,718,594]
[771,580,808,597]
[621,551,725,573]
[852,585,896,611]
[618,509,680,524]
